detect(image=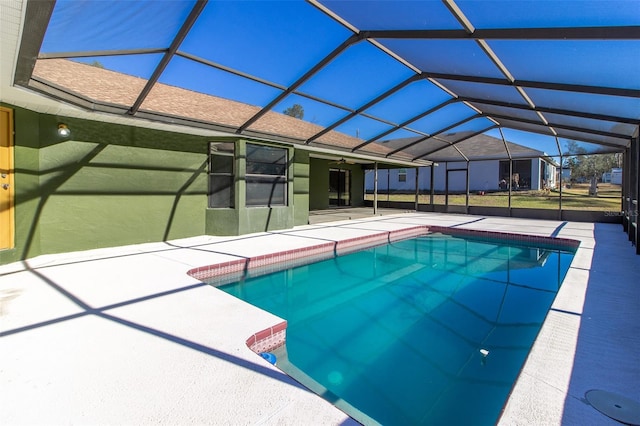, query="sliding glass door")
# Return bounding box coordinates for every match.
[329,169,350,207]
